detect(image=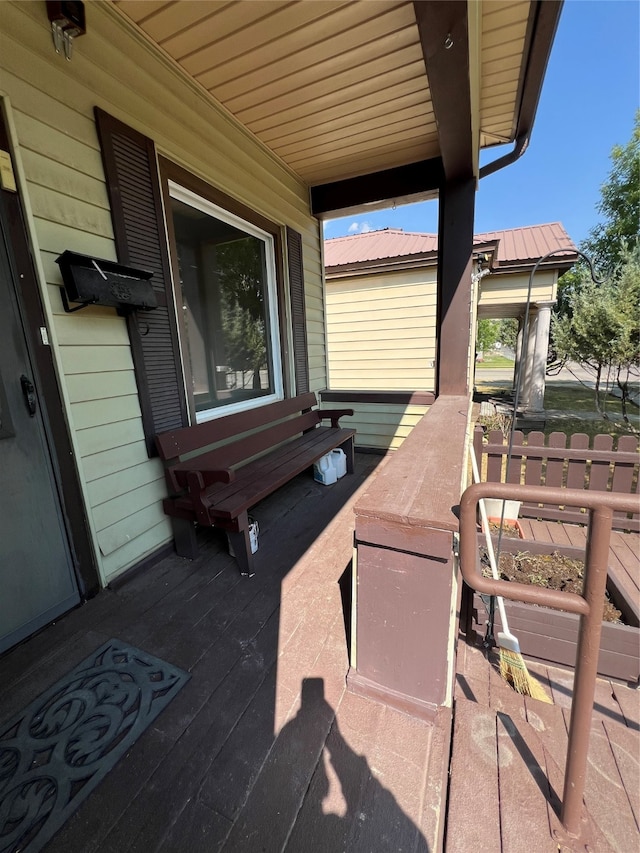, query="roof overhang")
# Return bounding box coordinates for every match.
[112,0,563,216]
